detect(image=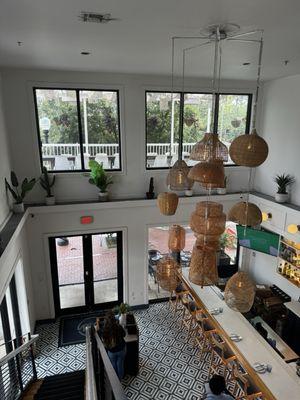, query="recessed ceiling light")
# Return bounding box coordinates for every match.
[81,51,91,55]
[243,62,250,66]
